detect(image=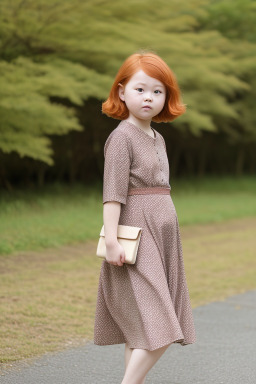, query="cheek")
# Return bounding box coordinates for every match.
[156,96,166,108]
[125,96,140,109]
